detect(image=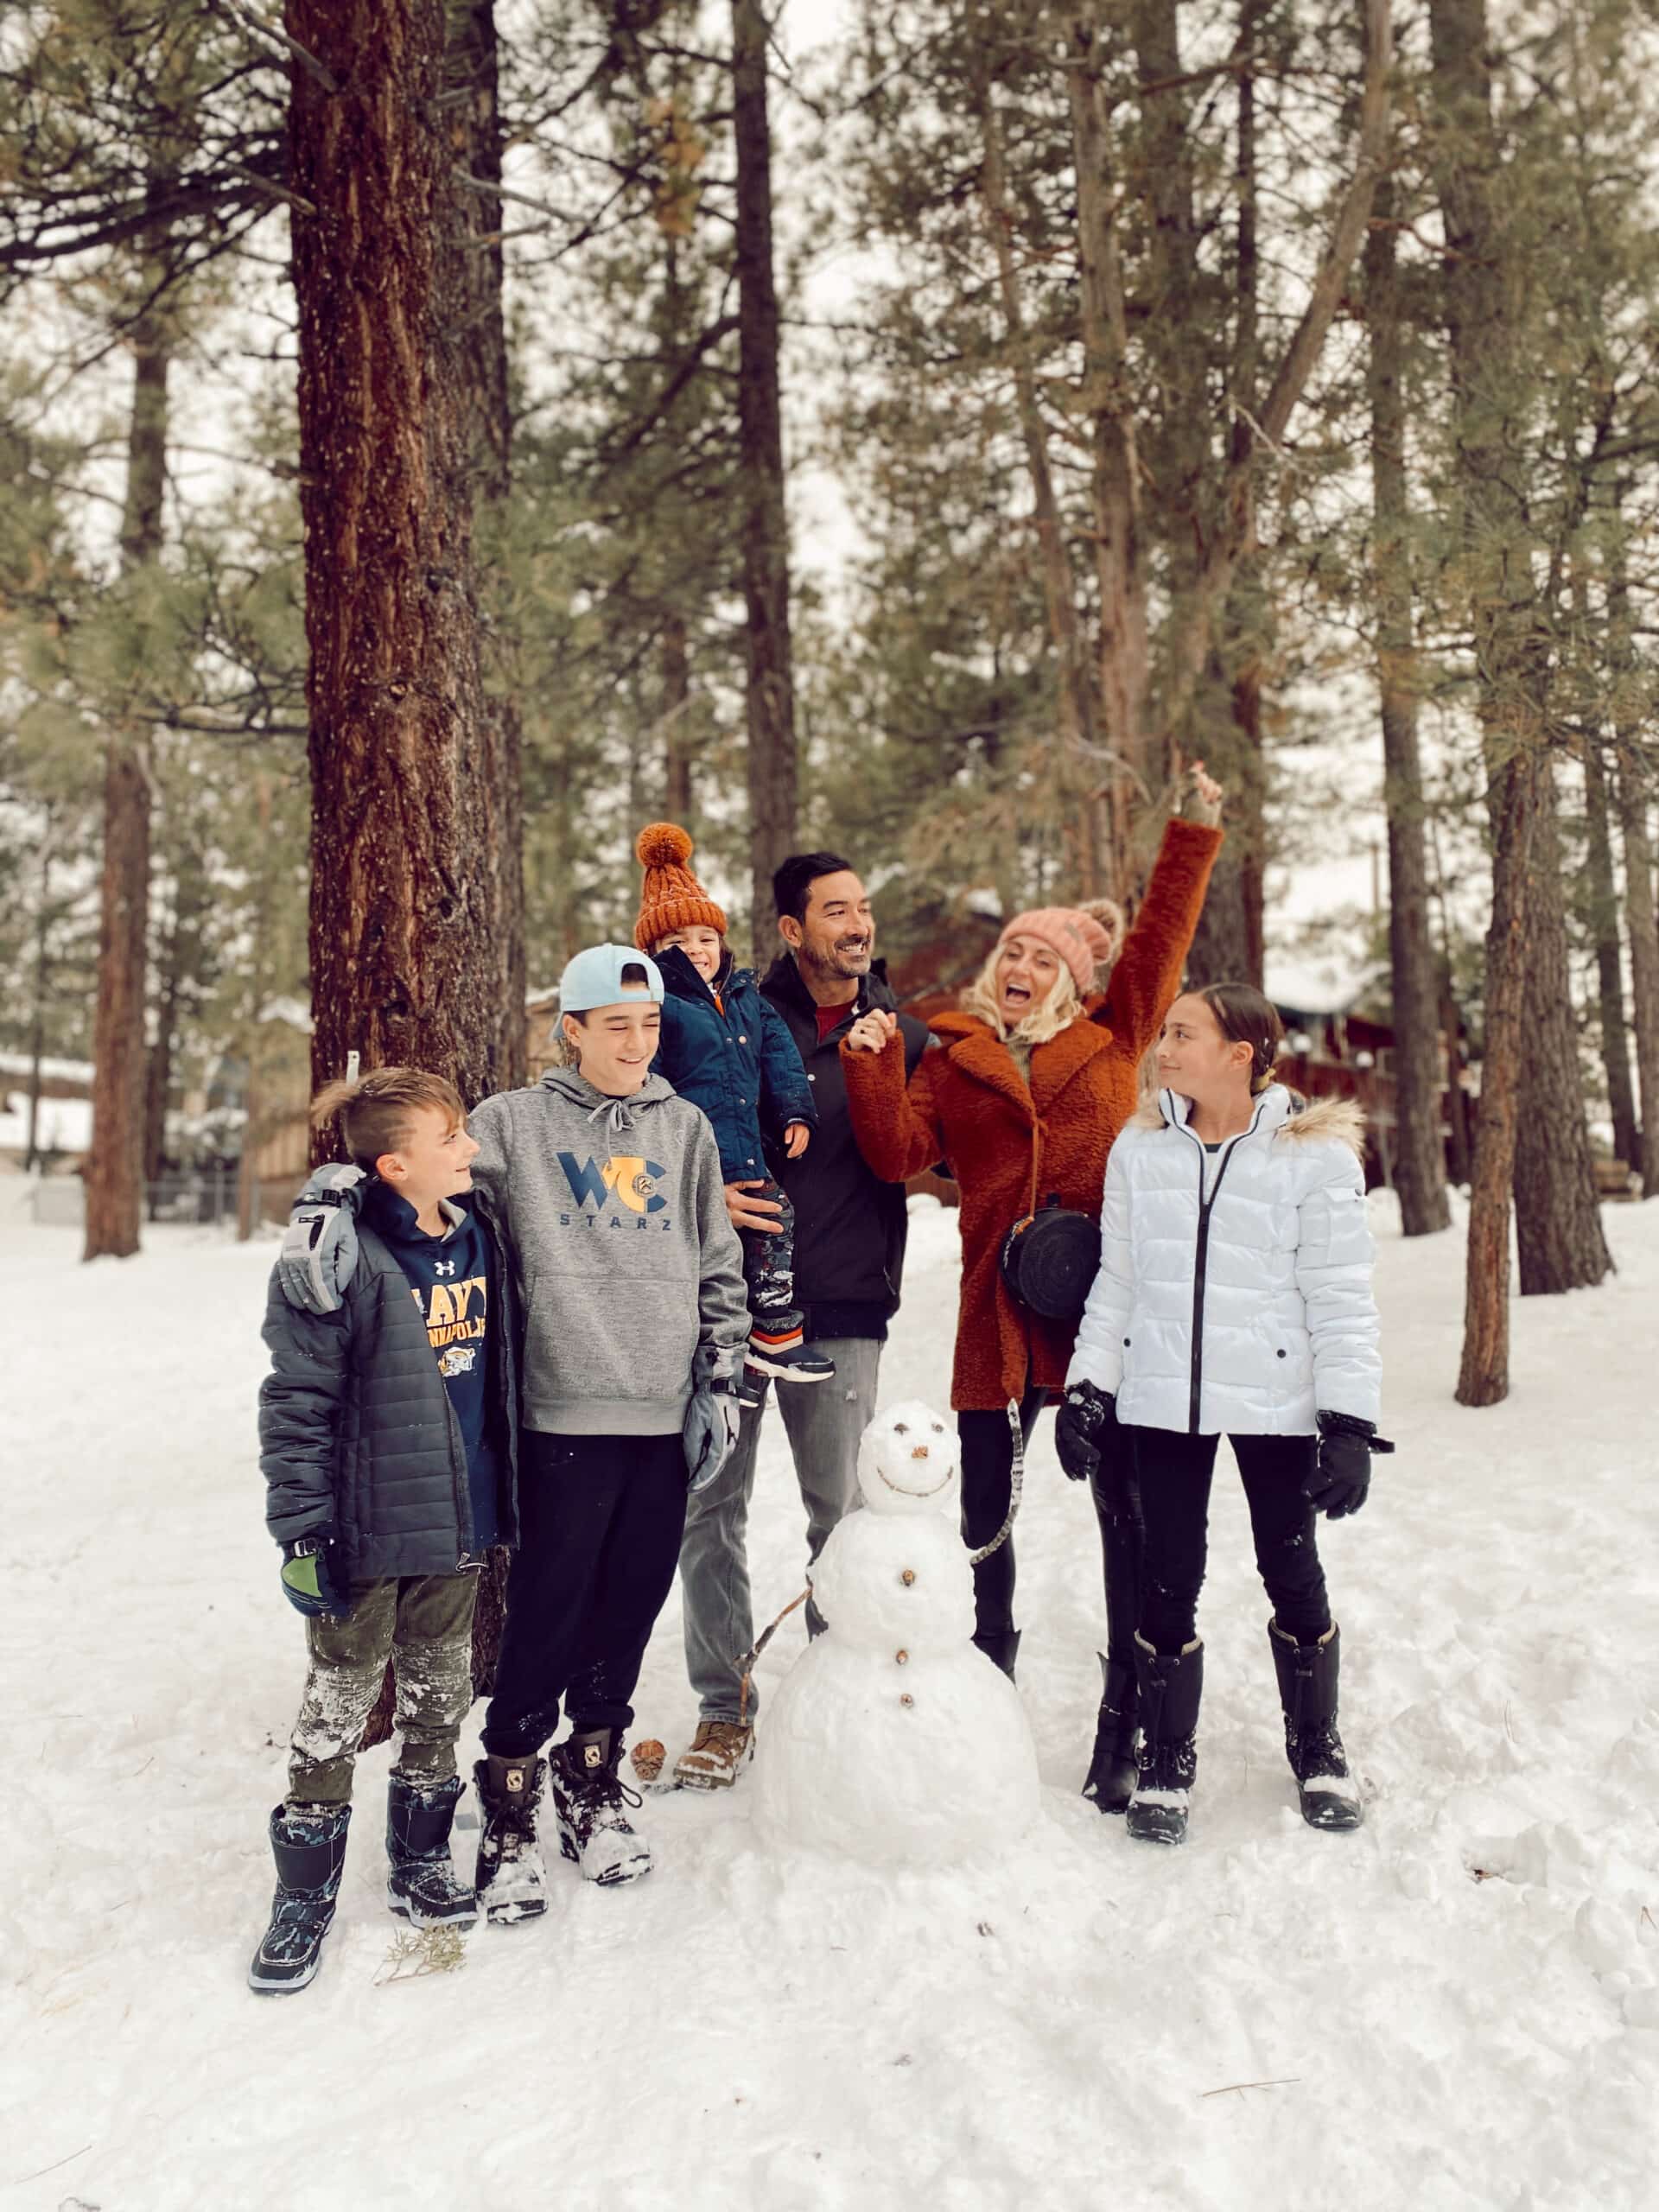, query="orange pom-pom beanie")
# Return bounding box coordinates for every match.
[633,823,728,950]
[998,899,1125,993]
